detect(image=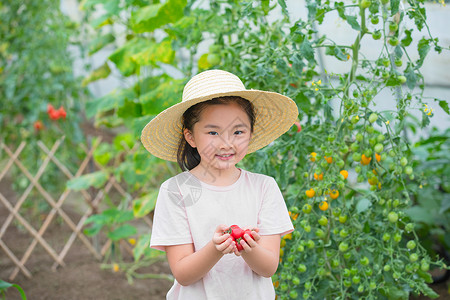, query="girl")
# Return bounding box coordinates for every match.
[141,70,298,299]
